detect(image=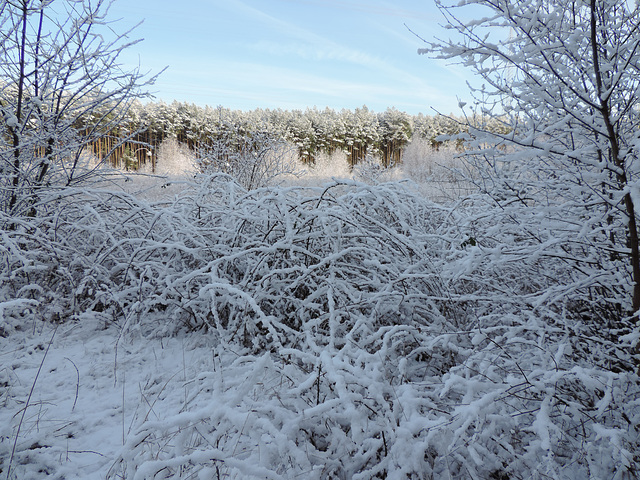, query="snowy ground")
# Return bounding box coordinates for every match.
[1,316,202,479]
